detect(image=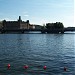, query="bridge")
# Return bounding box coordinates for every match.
[64,27,75,32]
[0,27,75,33]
